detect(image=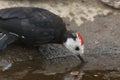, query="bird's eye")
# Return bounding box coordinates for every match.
[75,46,80,51]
